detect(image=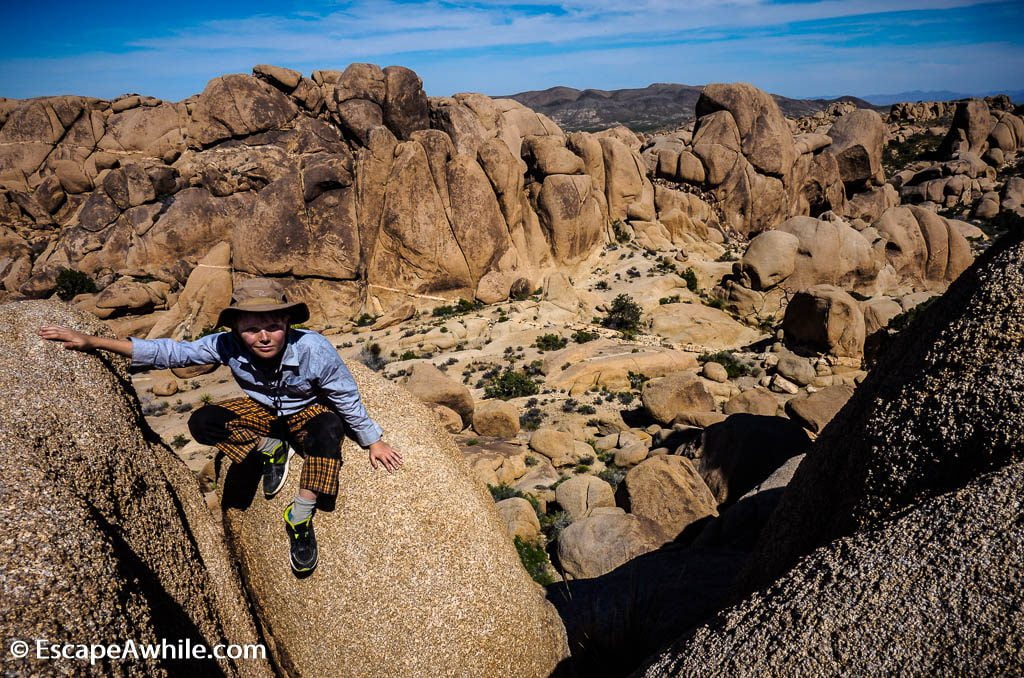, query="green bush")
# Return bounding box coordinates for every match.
[520,407,544,431]
[399,350,417,361]
[601,294,642,338]
[54,268,97,301]
[354,313,377,327]
[680,267,699,292]
[170,434,189,450]
[698,351,750,379]
[534,333,568,352]
[432,298,483,318]
[540,509,572,541]
[611,219,631,243]
[627,371,649,390]
[484,368,540,400]
[598,465,628,490]
[659,295,681,305]
[572,329,600,343]
[514,537,556,585]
